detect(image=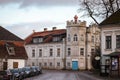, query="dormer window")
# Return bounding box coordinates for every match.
[38,38,43,43]
[7,47,15,55]
[53,36,60,42]
[33,37,43,43]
